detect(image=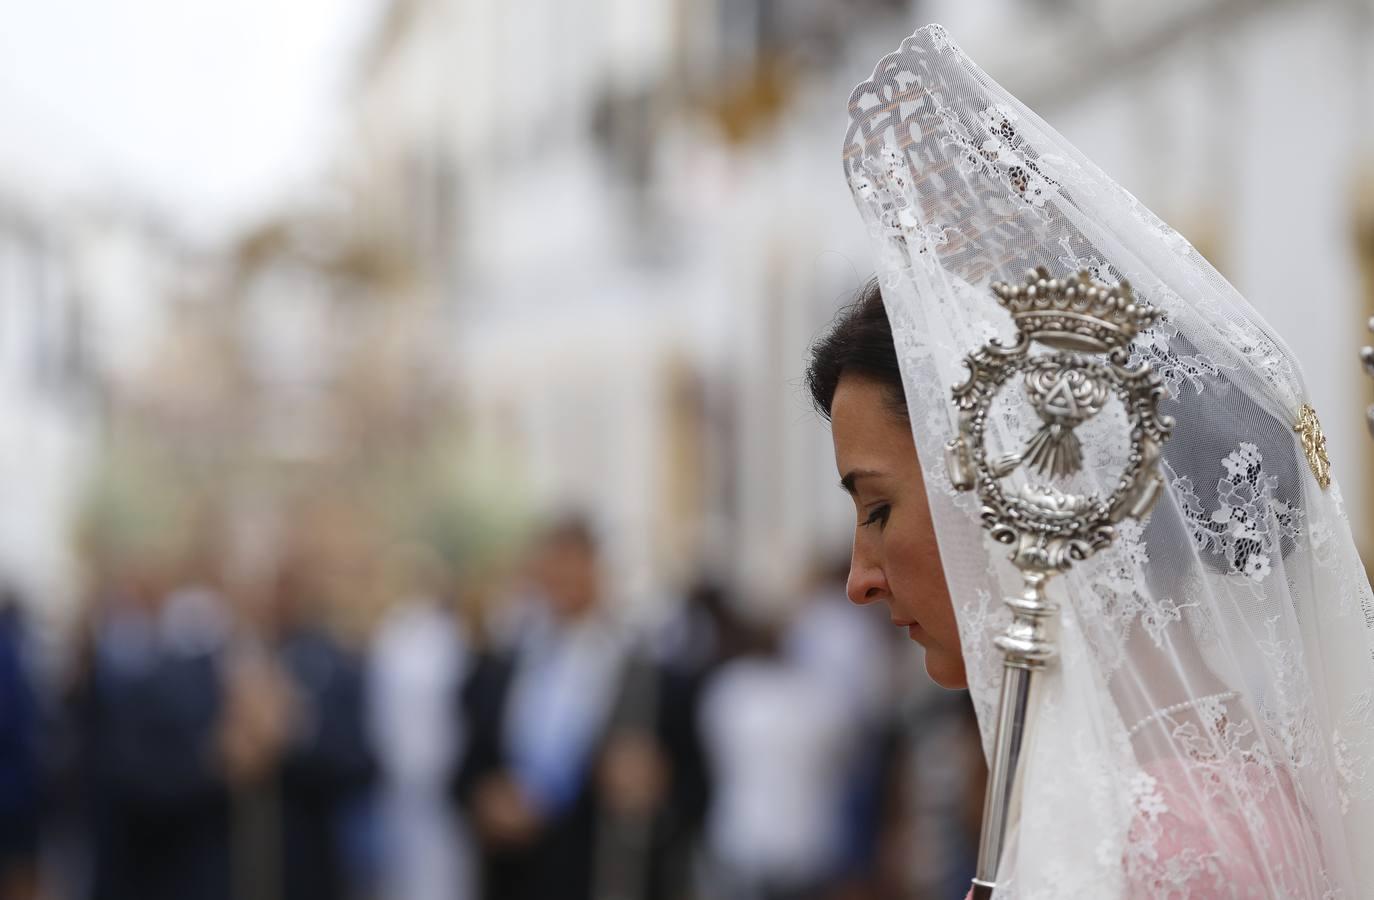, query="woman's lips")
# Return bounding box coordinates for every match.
[892,618,928,643]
